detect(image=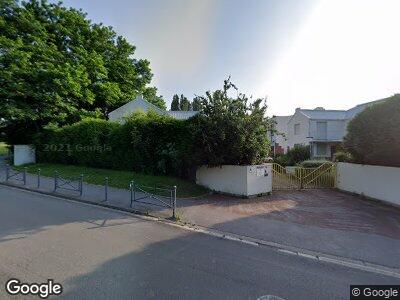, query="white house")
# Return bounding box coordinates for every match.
[271,97,389,158]
[108,95,198,123]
